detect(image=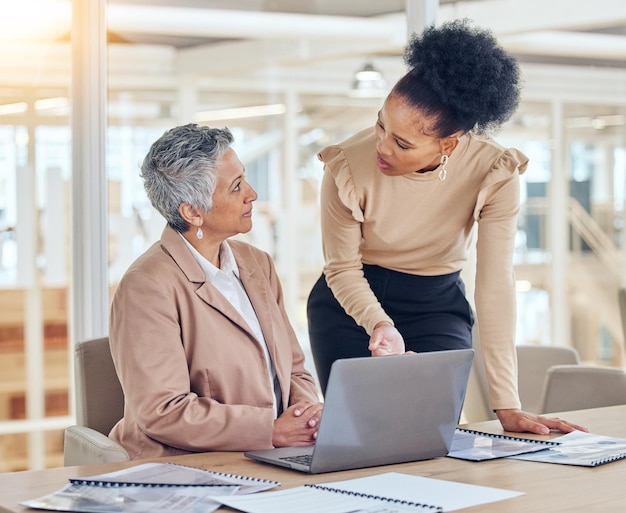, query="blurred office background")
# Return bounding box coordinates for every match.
[0,0,625,470]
